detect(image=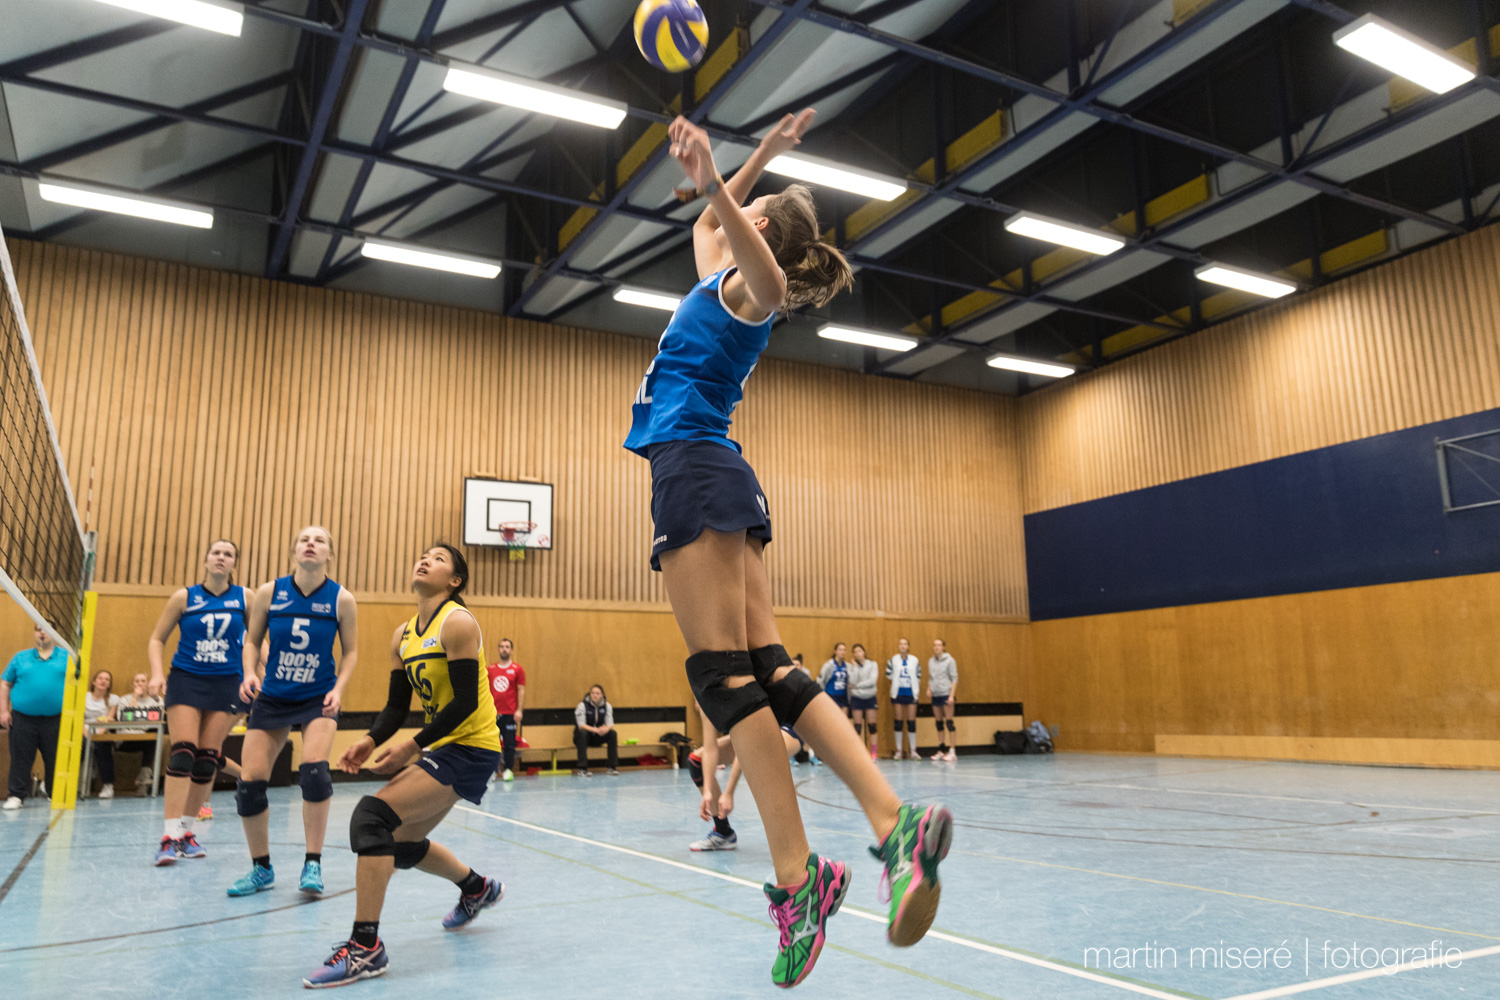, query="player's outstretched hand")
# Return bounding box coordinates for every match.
[668,115,715,191]
[369,737,420,775]
[760,108,814,158]
[339,735,375,774]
